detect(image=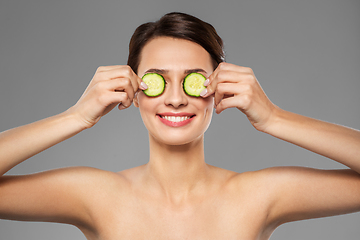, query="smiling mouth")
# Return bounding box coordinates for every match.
[159,115,193,122]
[157,113,196,126]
